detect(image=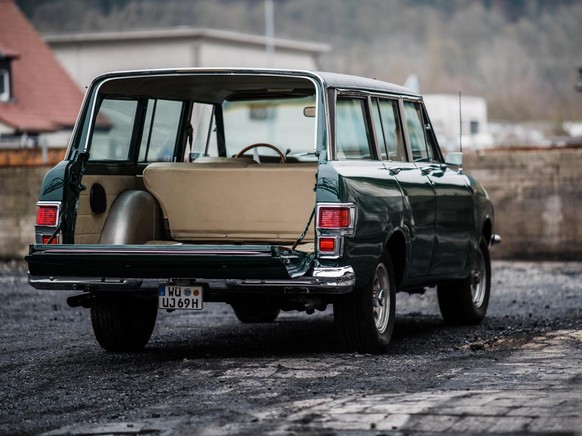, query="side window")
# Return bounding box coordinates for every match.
[188,103,218,159]
[372,98,406,161]
[89,98,137,161]
[421,104,443,162]
[403,101,434,162]
[335,97,373,160]
[139,99,183,163]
